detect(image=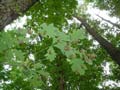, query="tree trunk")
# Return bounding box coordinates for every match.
[0,0,38,30]
[57,56,65,90]
[75,16,120,66]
